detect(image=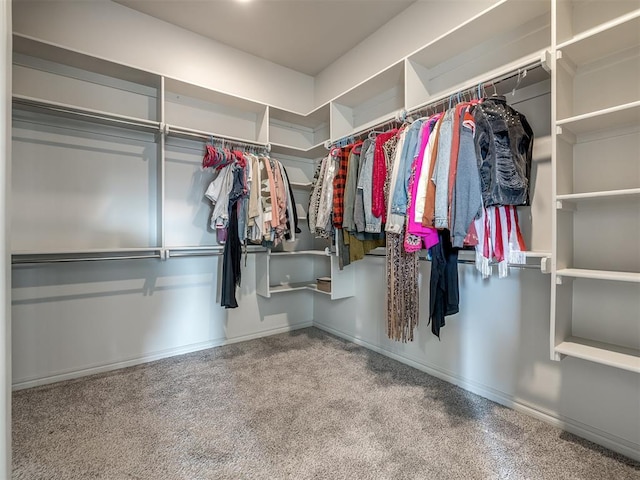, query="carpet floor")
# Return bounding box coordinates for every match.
[12,327,640,479]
